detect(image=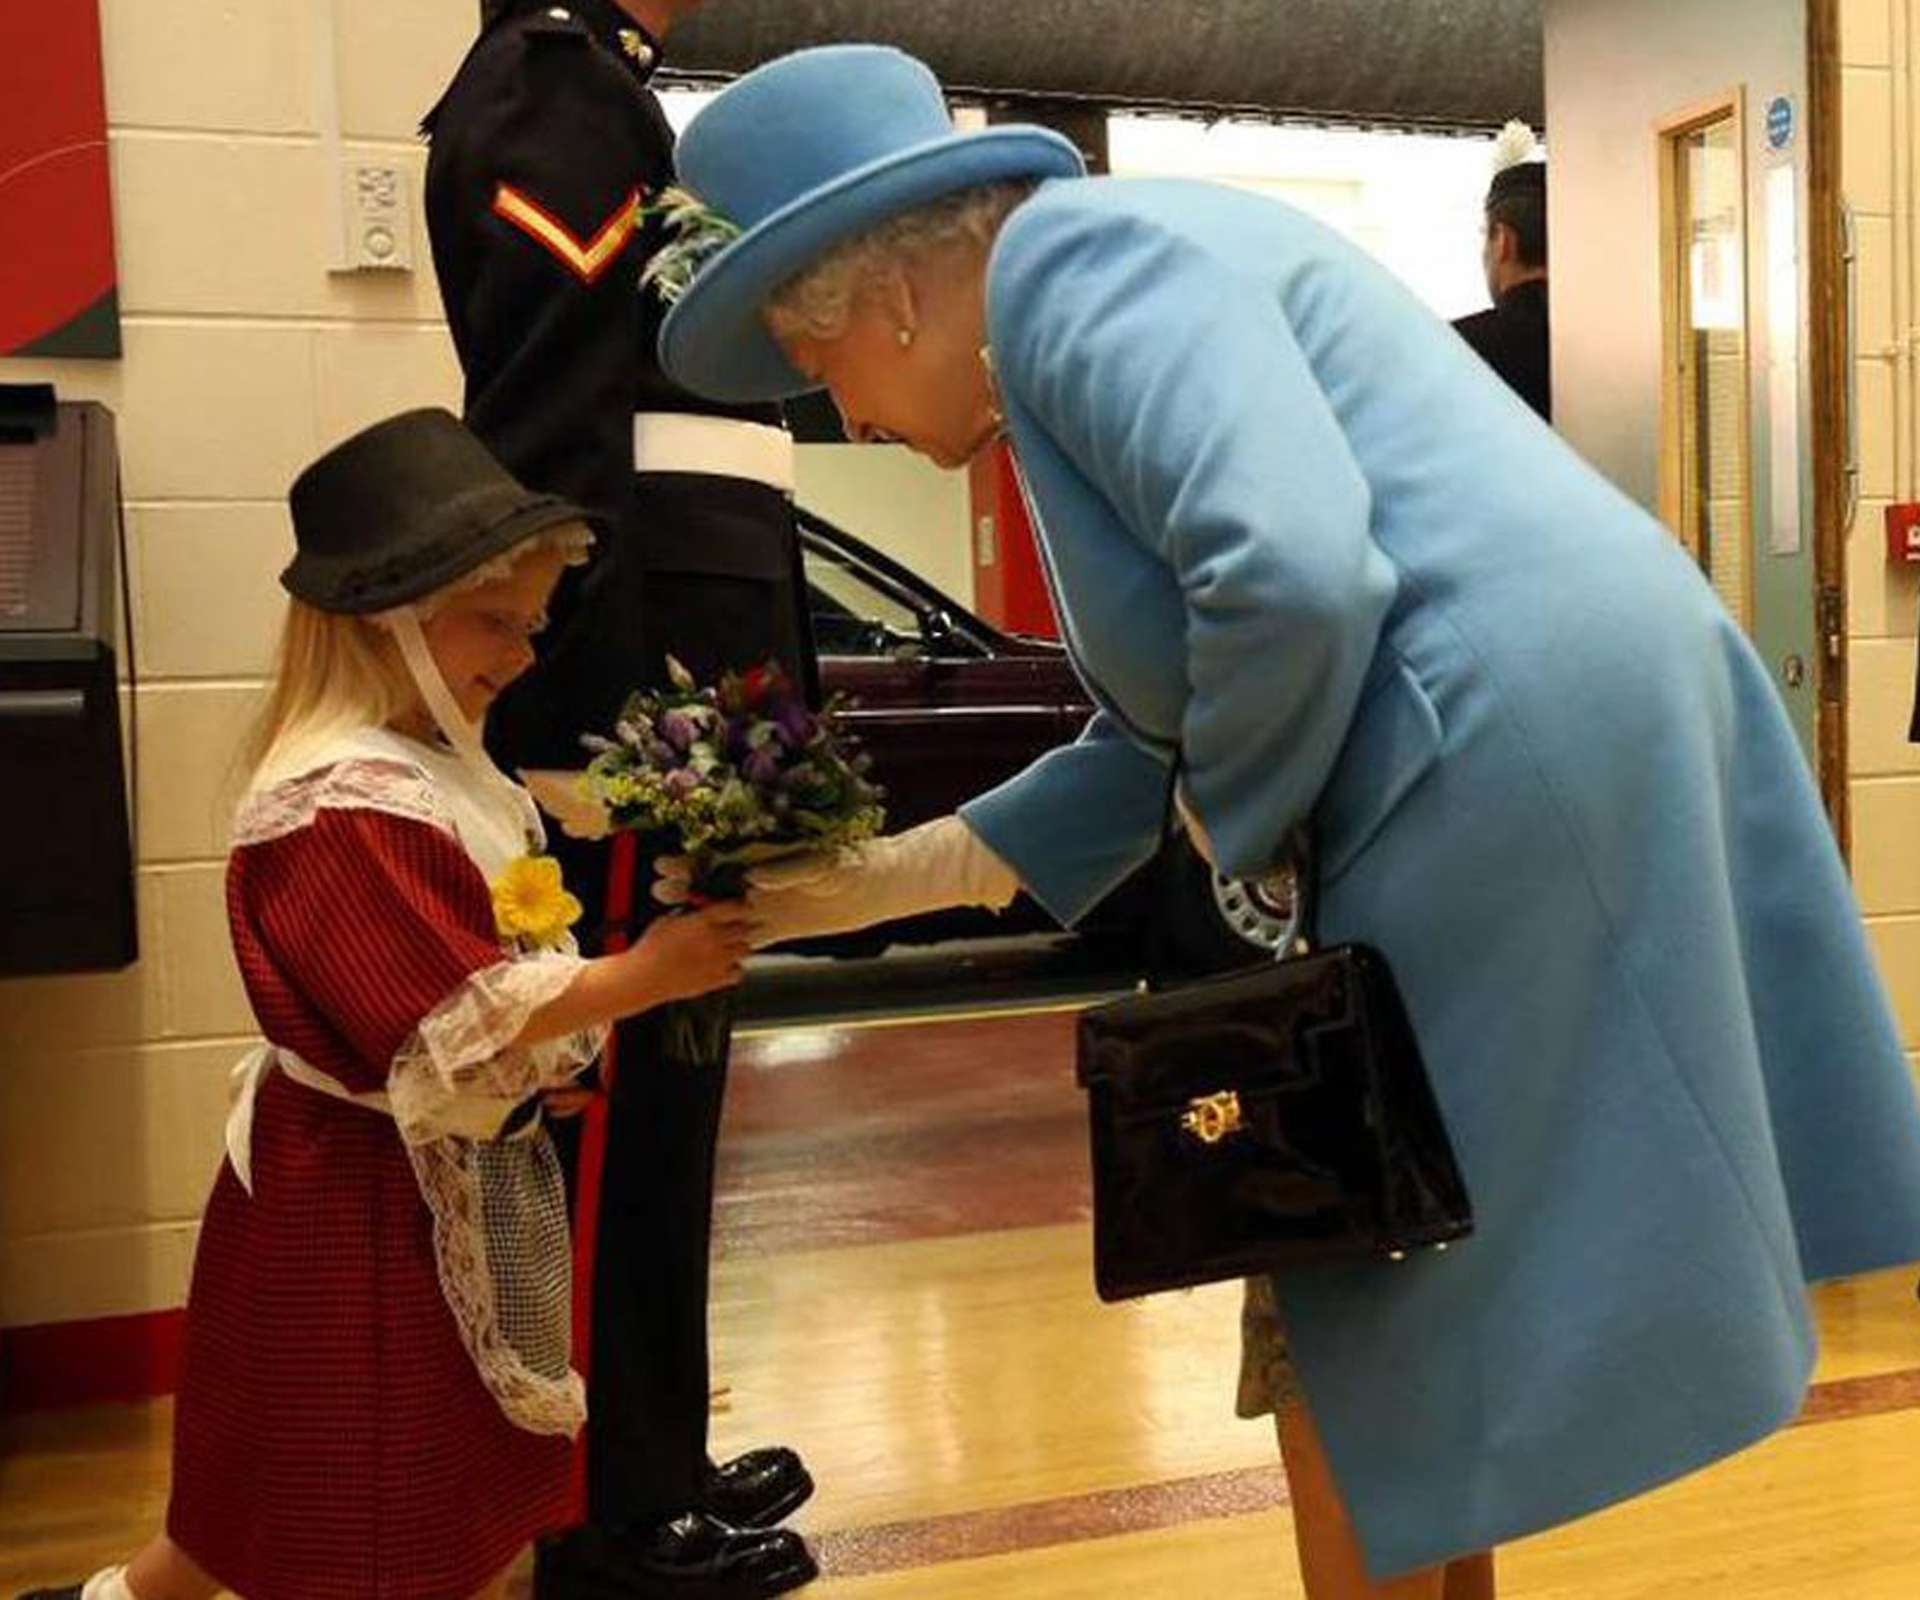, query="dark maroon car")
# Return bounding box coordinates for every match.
[796,508,1295,971]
